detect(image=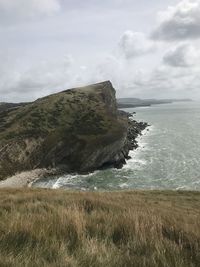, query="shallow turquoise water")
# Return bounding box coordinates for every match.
[33,101,200,191]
